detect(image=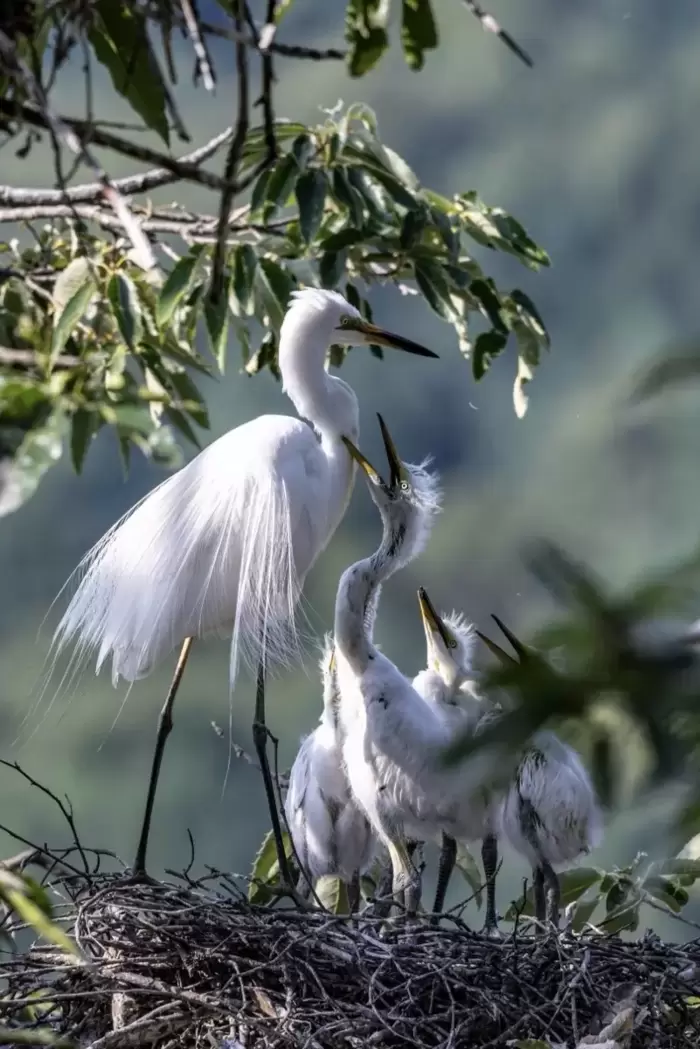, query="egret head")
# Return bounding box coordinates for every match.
[342,414,442,567]
[282,289,438,358]
[417,587,478,693]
